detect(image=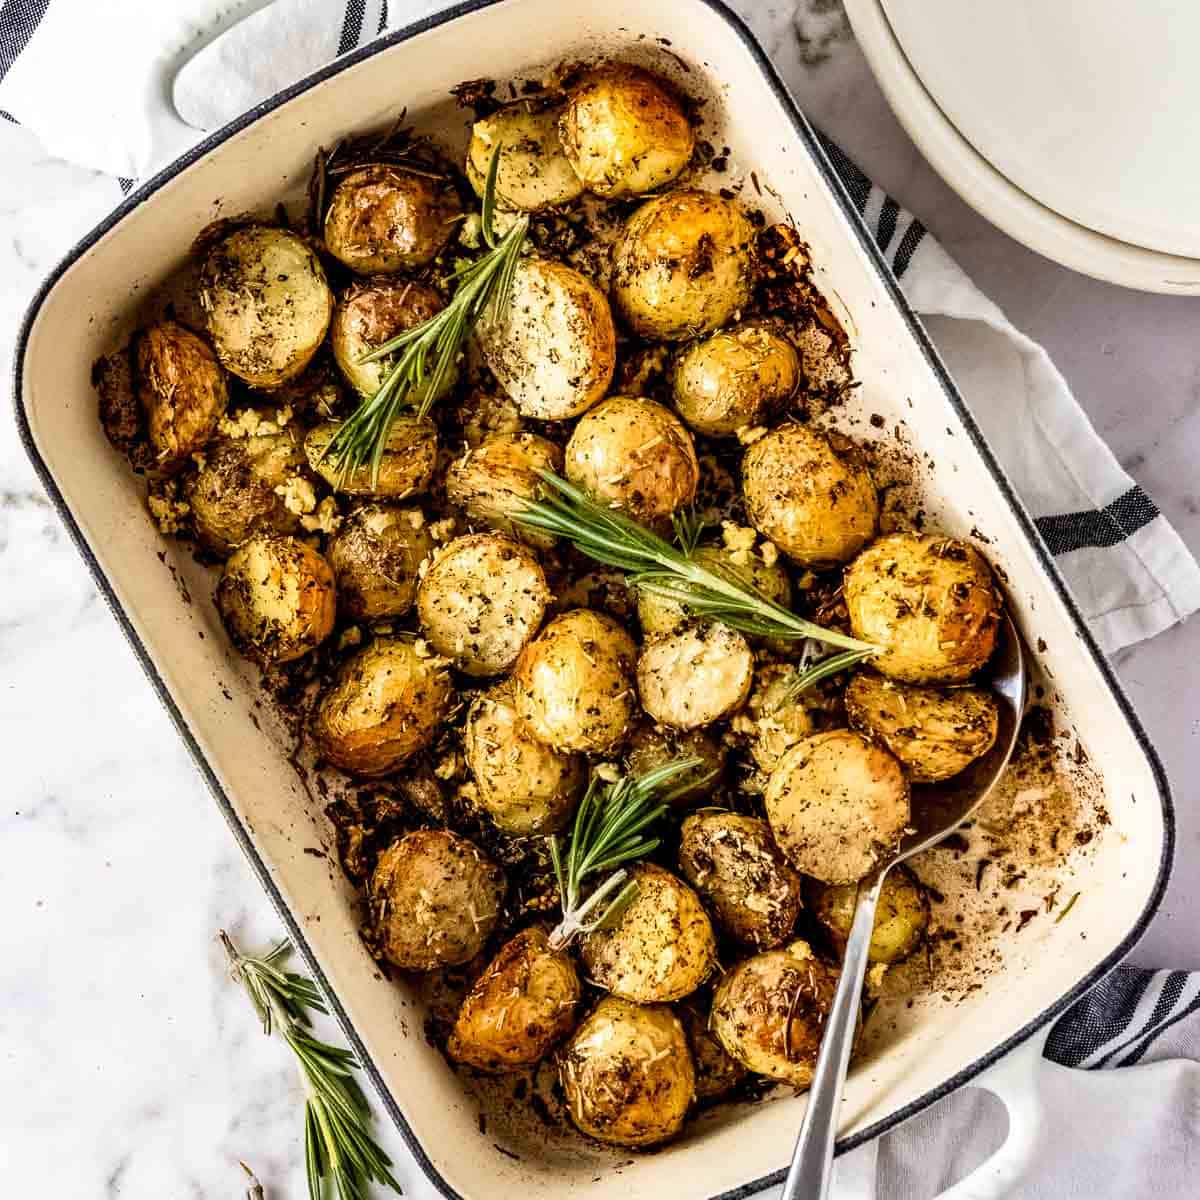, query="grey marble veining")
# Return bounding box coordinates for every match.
[2,3,1199,1195]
